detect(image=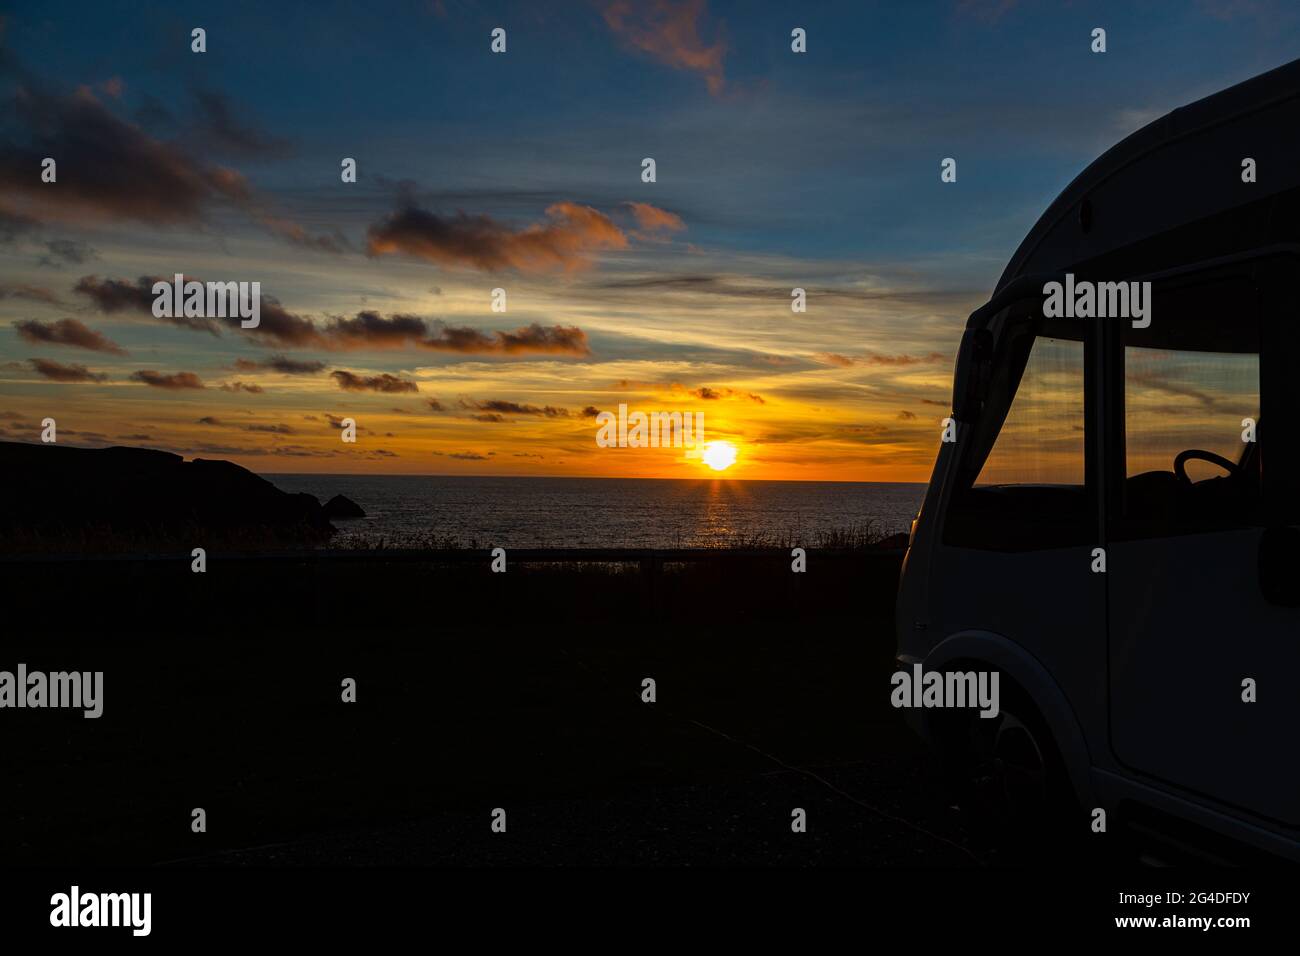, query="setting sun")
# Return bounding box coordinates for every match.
[702,440,738,472]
